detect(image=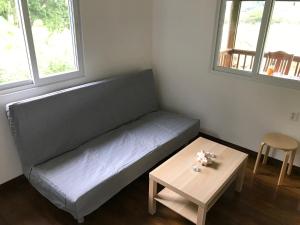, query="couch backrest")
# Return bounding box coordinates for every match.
[6,70,158,176]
